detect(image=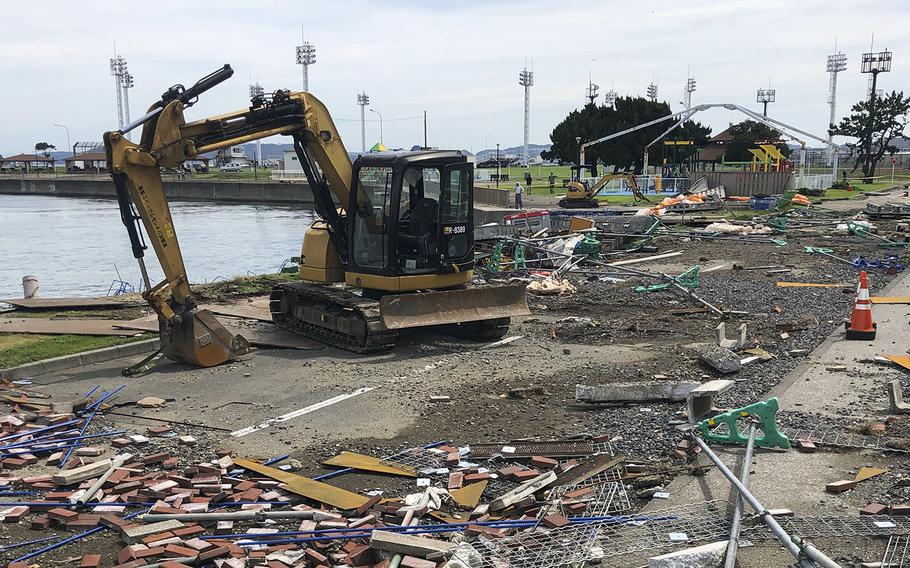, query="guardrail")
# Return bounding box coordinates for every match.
[270,170,308,182]
[474,185,511,207]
